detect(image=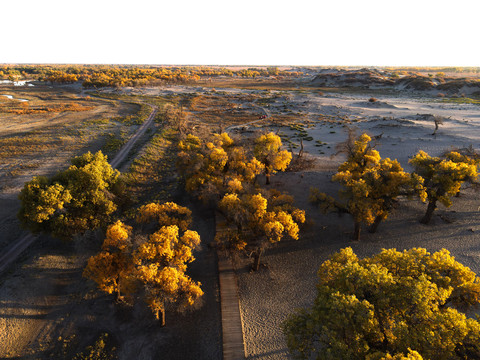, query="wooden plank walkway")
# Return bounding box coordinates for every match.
[216,213,246,360]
